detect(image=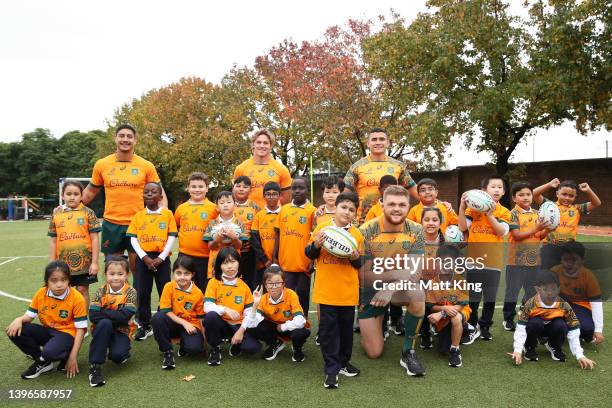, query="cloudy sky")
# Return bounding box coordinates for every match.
[1,0,609,168]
